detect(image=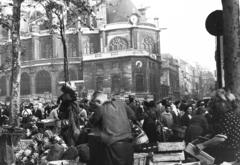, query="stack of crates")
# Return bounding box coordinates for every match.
[149,141,199,165]
[133,153,149,165]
